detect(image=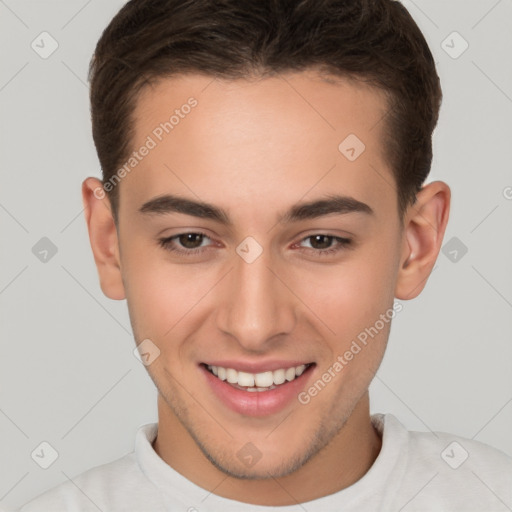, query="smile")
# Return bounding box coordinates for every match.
[201,362,316,416]
[205,363,311,391]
